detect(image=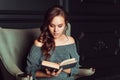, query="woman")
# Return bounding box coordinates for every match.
[26,5,95,80]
